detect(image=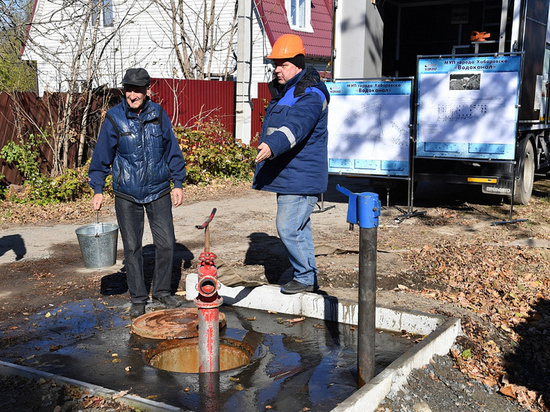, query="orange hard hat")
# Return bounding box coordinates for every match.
[266,34,306,60]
